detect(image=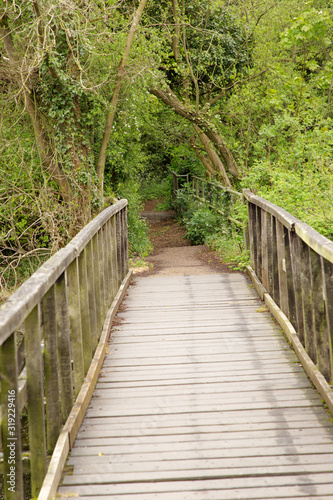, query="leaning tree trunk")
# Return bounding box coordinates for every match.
[149,86,239,178]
